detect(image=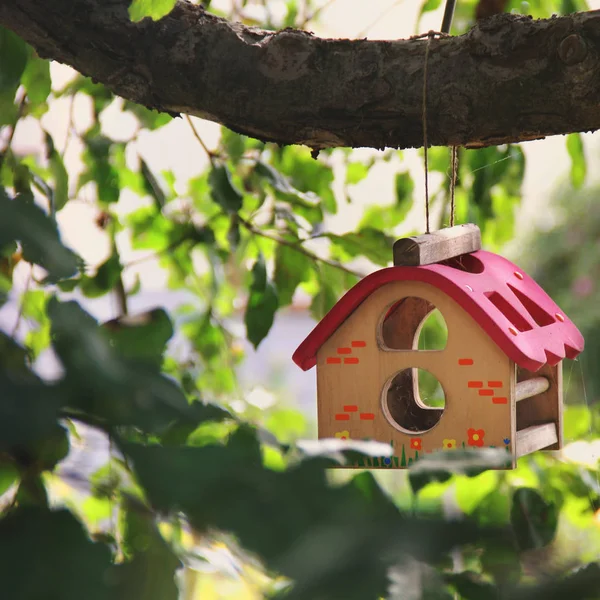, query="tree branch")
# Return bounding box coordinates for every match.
[1,0,600,150]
